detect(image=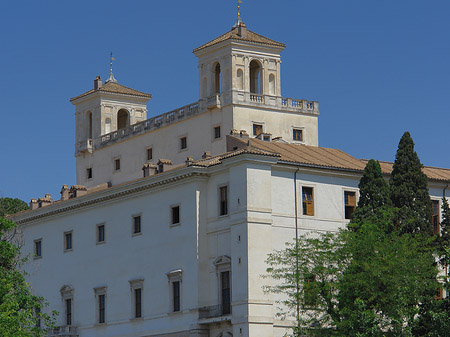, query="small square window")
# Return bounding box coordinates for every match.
[214,126,221,139]
[97,224,105,243]
[147,148,153,161]
[87,168,93,179]
[114,158,121,171]
[34,239,42,258]
[293,129,303,141]
[253,123,263,136]
[64,231,73,251]
[180,137,187,150]
[133,215,141,234]
[171,206,180,225]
